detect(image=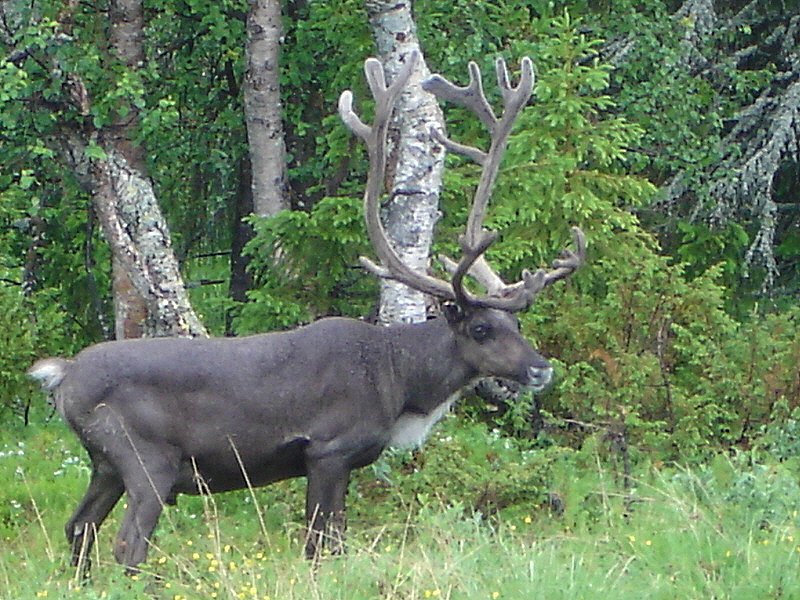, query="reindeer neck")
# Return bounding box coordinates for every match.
[384,316,476,414]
